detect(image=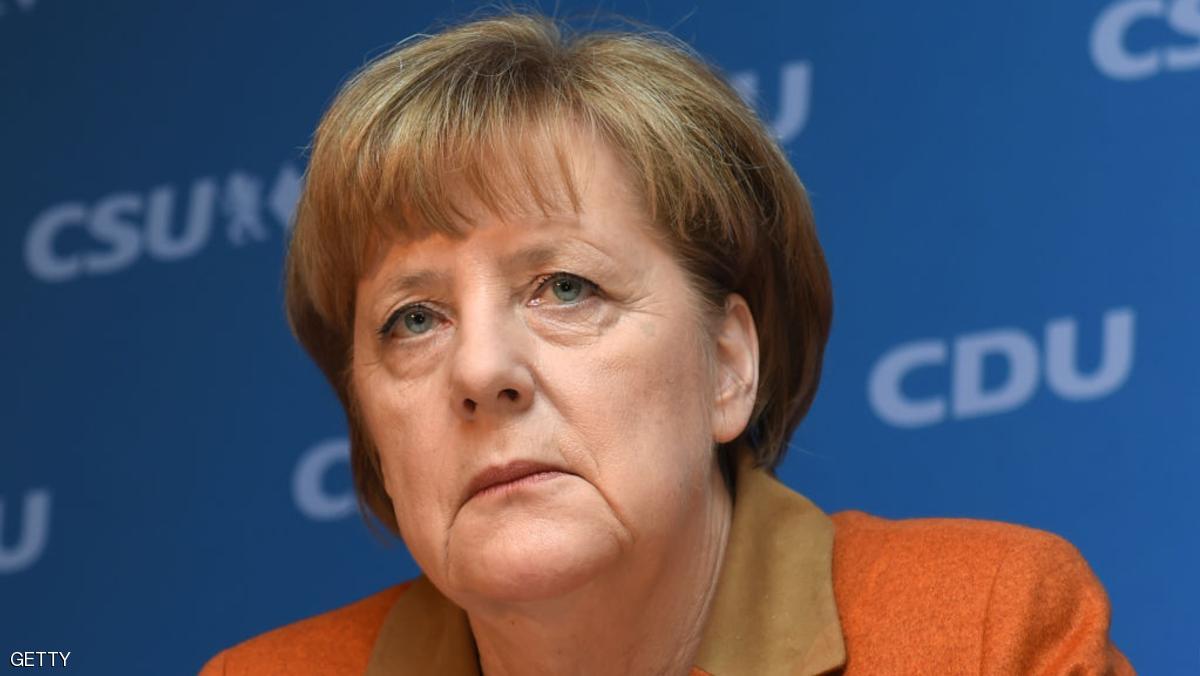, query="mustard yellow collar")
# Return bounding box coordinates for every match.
[365,453,845,676]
